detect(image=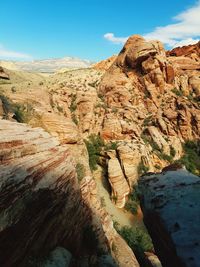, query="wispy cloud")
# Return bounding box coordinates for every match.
[104,1,200,48]
[0,44,32,60]
[104,33,128,44]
